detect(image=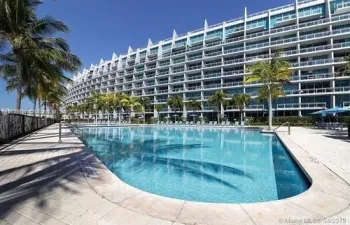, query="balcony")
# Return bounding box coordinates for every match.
[292,58,345,68]
[205,51,222,58]
[204,73,221,78]
[187,86,202,91]
[222,81,242,87]
[158,80,169,84]
[171,78,184,83]
[223,70,245,76]
[299,8,323,21]
[226,27,244,38]
[204,83,221,89]
[206,41,223,48]
[277,102,327,110]
[275,14,297,27]
[188,65,202,71]
[204,62,222,68]
[205,33,222,42]
[173,42,187,50]
[335,2,350,15]
[157,90,169,94]
[187,75,202,80]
